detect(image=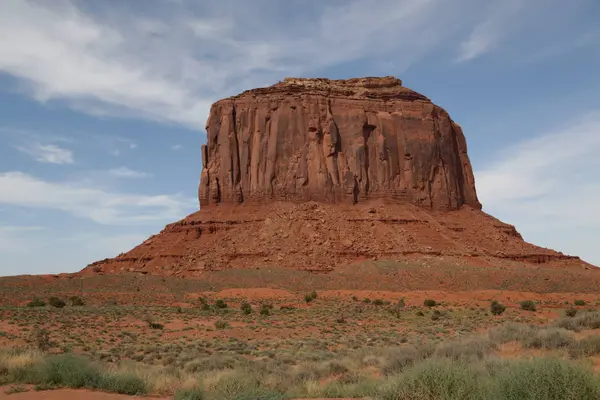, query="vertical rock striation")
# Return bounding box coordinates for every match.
[199,77,481,210]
